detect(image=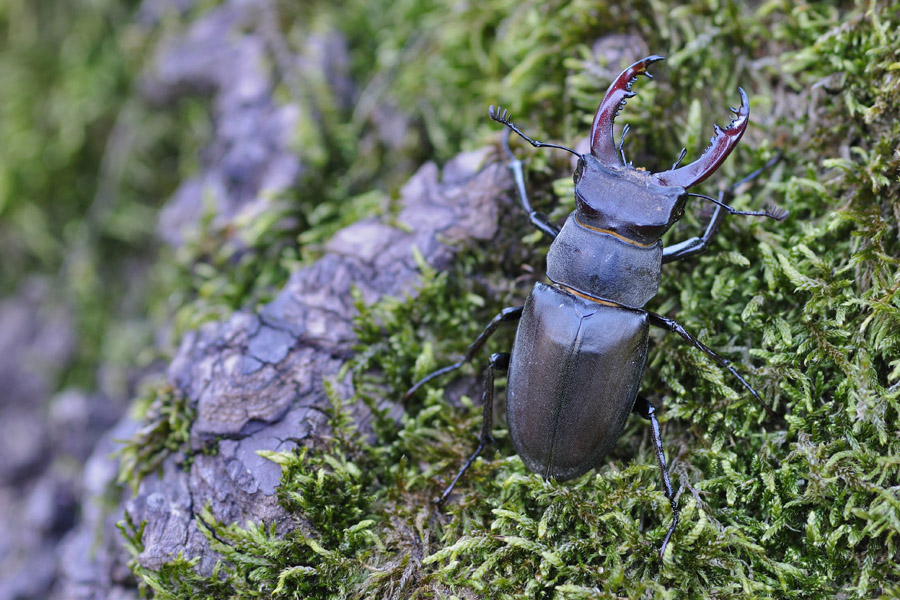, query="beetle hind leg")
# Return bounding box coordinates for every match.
[435,352,510,506]
[633,395,679,561]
